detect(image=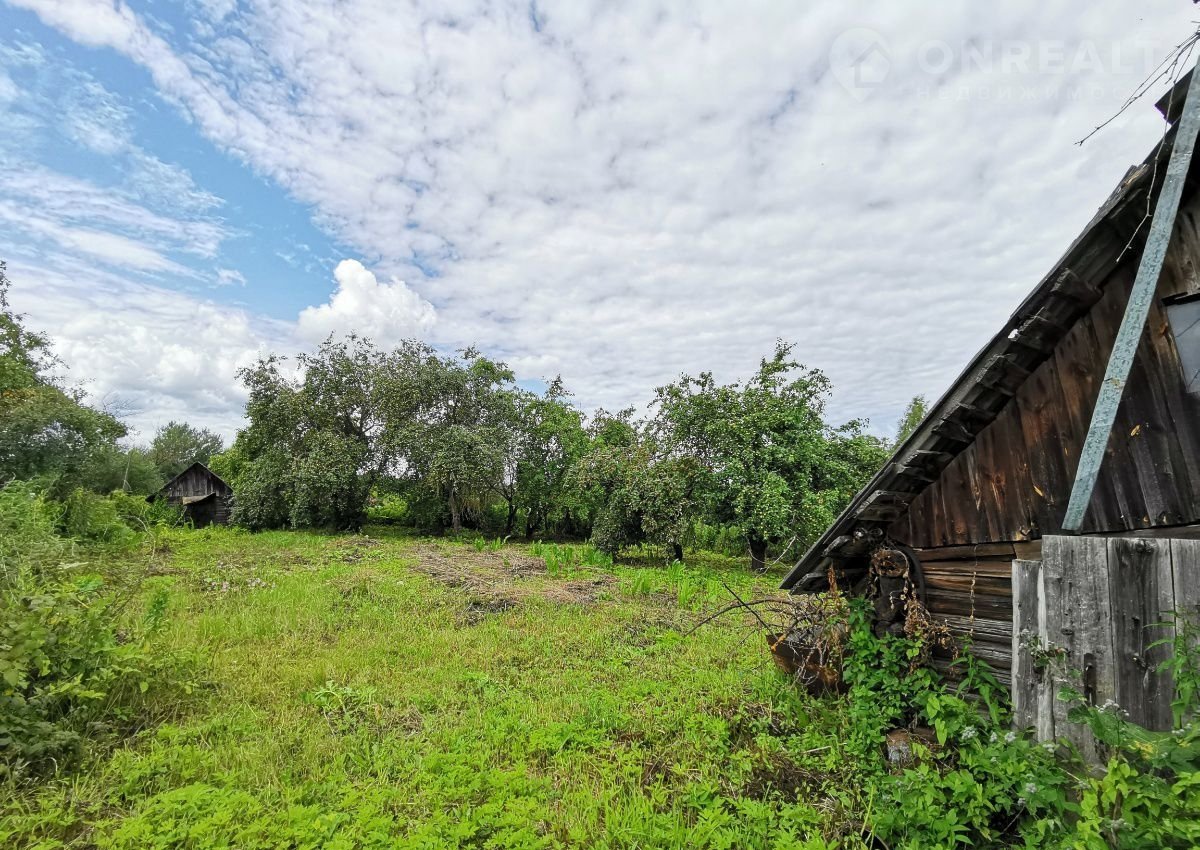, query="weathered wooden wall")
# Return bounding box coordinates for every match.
[163,464,232,500]
[1013,536,1199,754]
[889,198,1200,549]
[161,464,233,527]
